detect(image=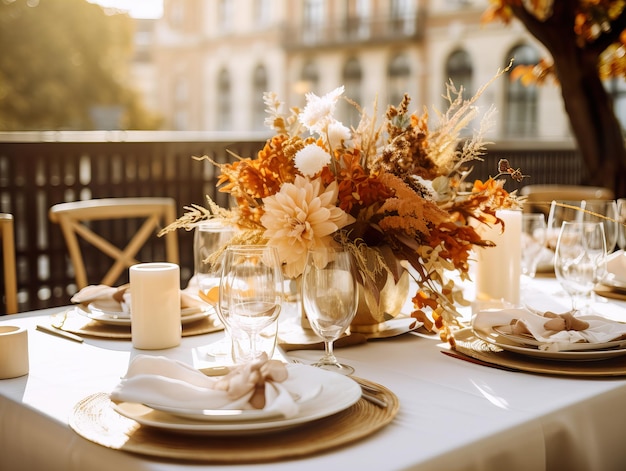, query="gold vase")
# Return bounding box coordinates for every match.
[350,246,410,333]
